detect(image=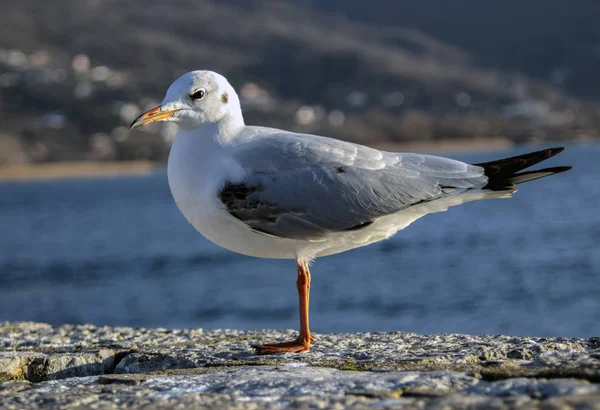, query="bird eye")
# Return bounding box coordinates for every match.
[190,89,206,100]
